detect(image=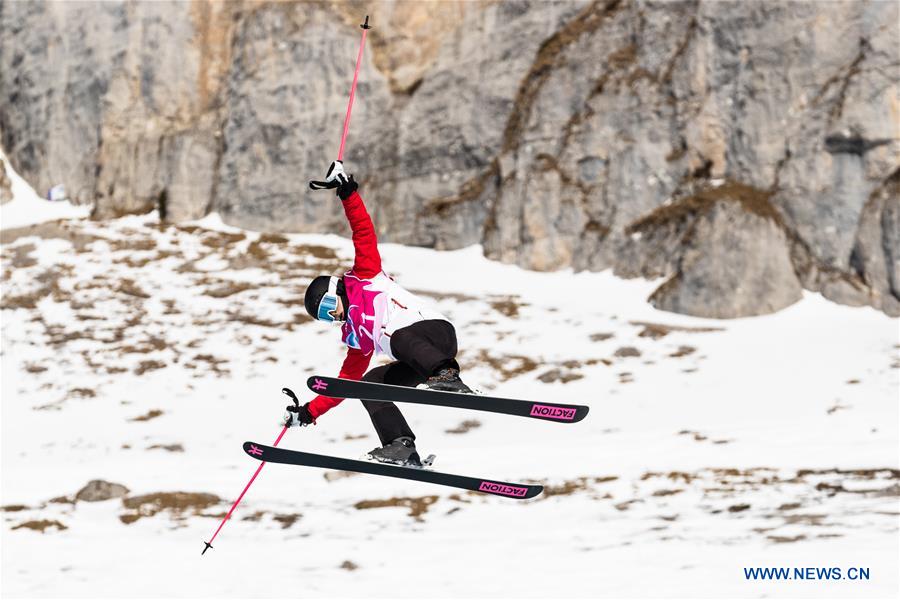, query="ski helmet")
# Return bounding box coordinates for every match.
[304,275,343,323]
